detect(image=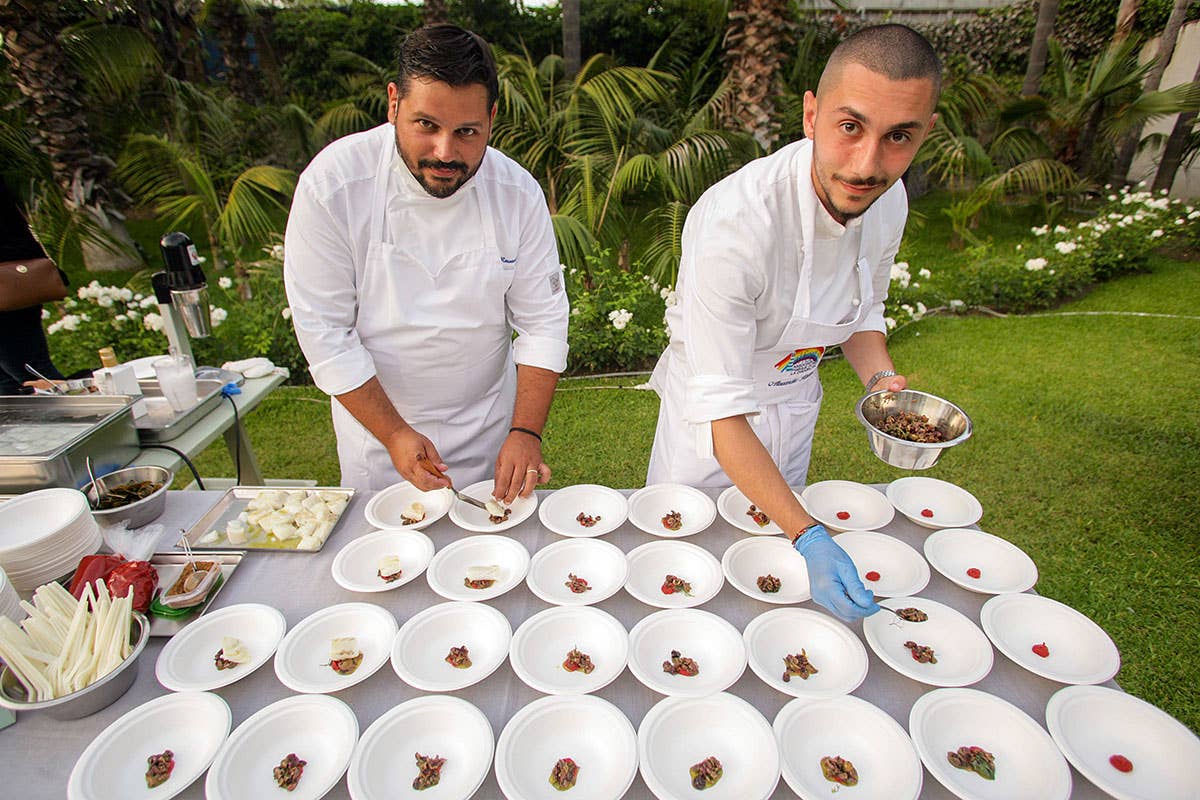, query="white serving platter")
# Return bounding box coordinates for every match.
[525,537,628,606]
[273,603,397,694]
[924,528,1038,594]
[743,608,868,699]
[980,593,1120,684]
[835,529,931,597]
[800,479,895,532]
[720,537,811,604]
[909,688,1071,800]
[390,601,511,692]
[627,608,746,698]
[68,691,231,800]
[447,479,537,533]
[509,606,628,695]
[886,477,982,530]
[627,483,716,538]
[774,694,923,800]
[537,483,629,537]
[330,528,435,593]
[156,603,286,692]
[862,595,993,687]
[624,540,723,609]
[362,481,451,531]
[425,534,530,602]
[715,485,799,536]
